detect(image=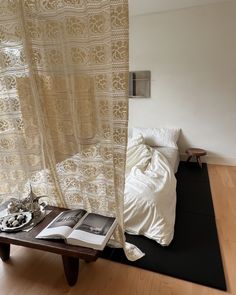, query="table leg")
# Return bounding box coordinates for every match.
[62,255,79,286]
[196,156,202,168]
[187,155,192,162]
[0,242,10,261]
